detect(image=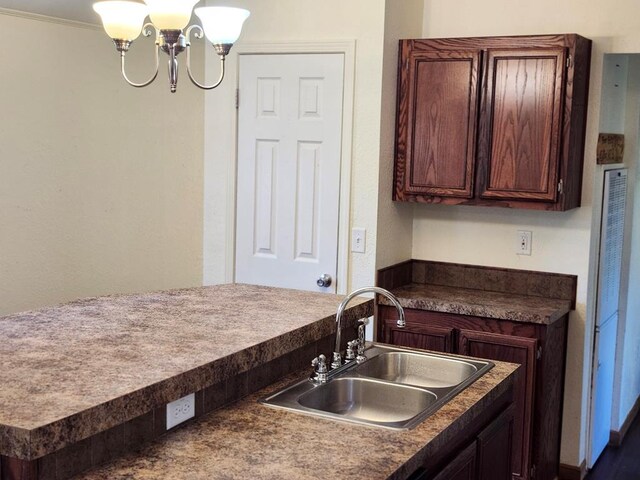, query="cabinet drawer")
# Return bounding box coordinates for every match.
[384,323,455,352]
